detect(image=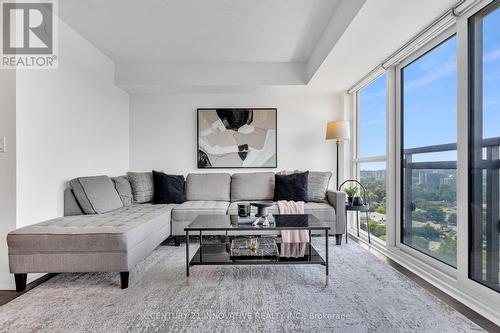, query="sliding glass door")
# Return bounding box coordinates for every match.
[469,0,500,292]
[400,35,458,267]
